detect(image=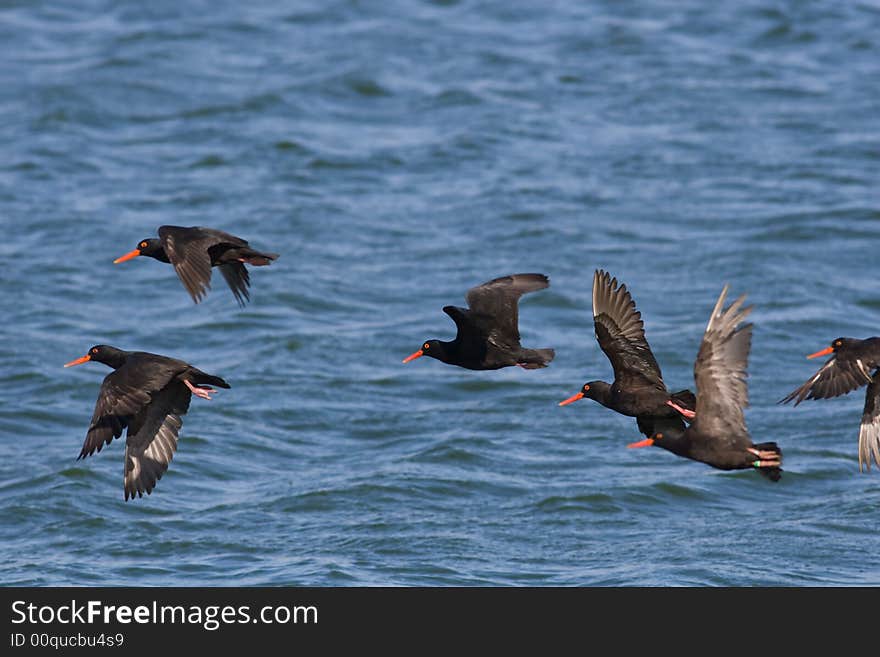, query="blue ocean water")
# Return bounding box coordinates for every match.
[1,0,879,586]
